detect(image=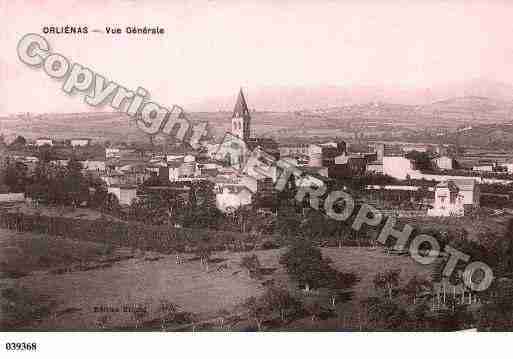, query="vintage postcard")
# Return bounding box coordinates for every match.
[1,1,513,351]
